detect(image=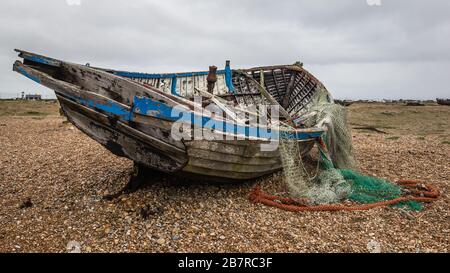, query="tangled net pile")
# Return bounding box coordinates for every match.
[253,87,439,211]
[278,137,310,198]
